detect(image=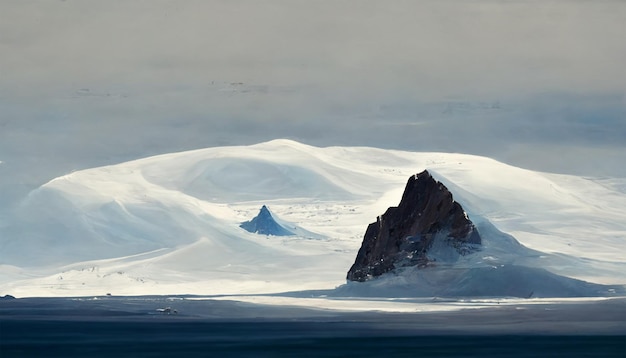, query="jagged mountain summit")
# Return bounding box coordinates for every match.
[240,205,295,236]
[343,170,624,297]
[348,170,481,282]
